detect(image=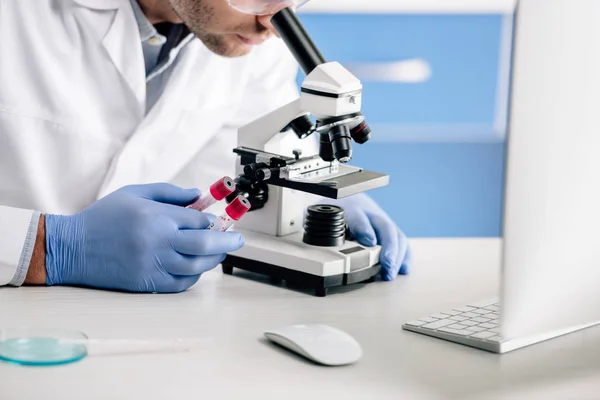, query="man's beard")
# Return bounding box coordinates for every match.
[194,30,243,57]
[169,0,264,57]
